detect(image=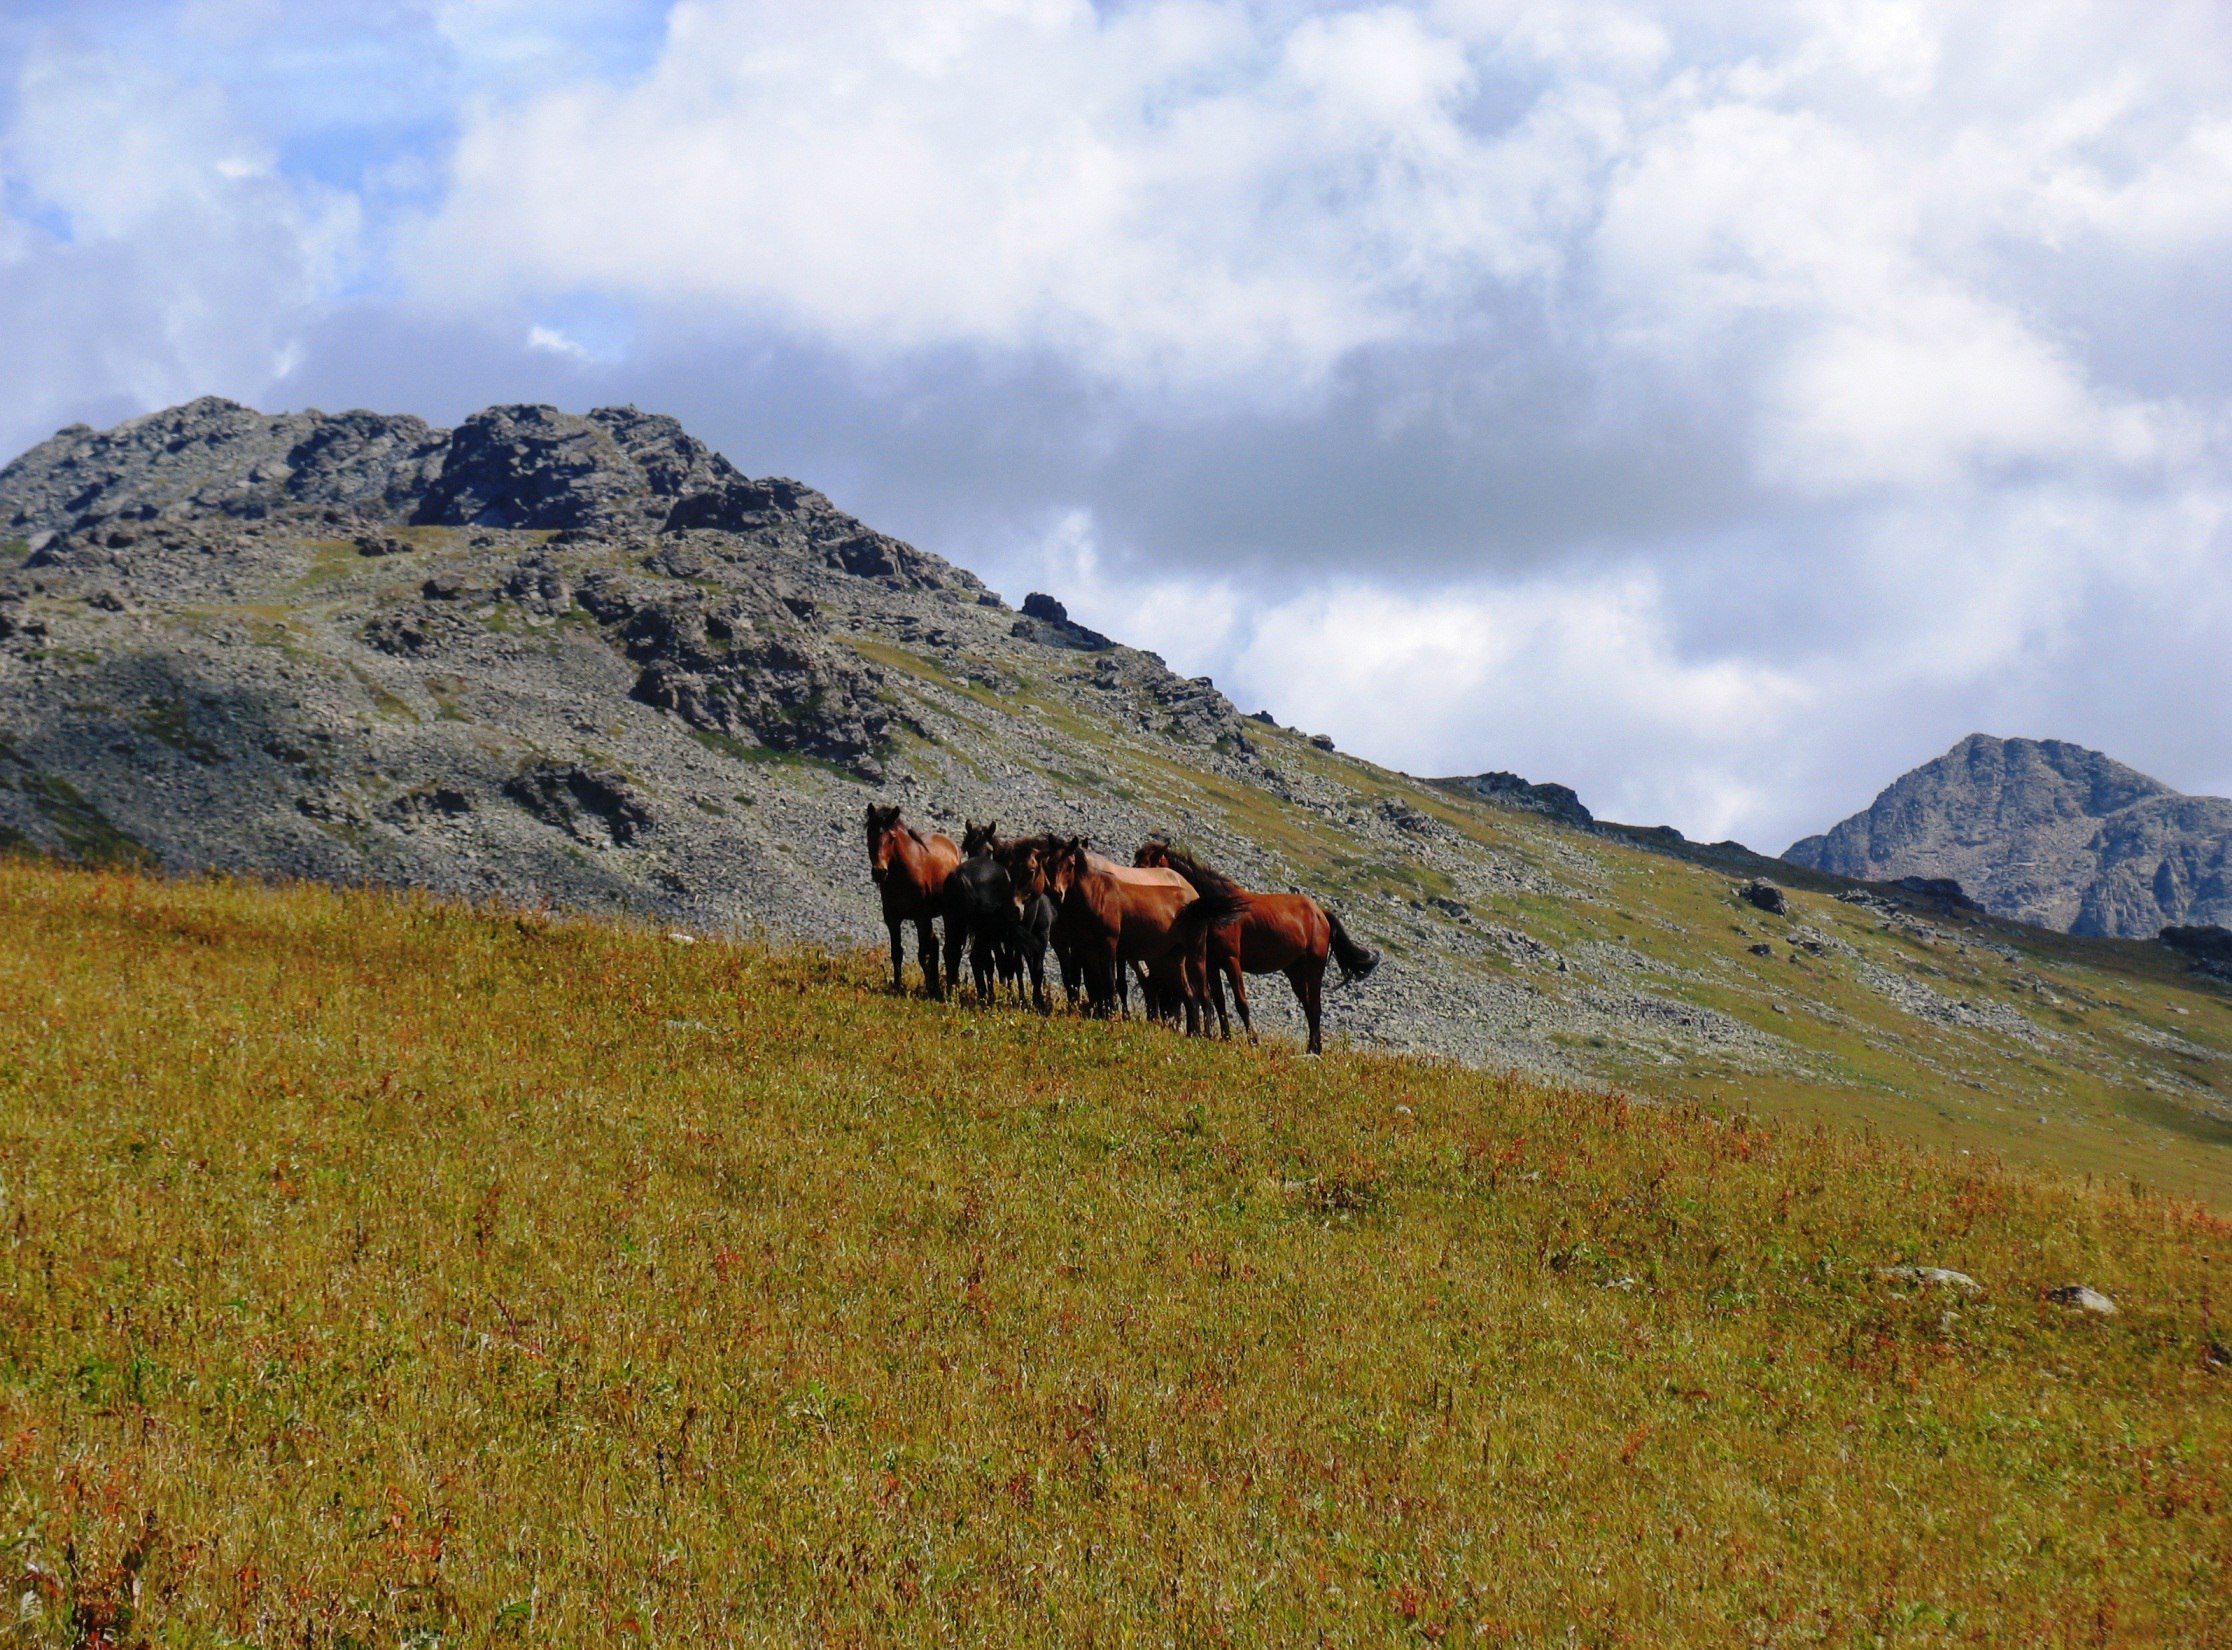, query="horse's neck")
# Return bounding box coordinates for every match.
[892,830,935,879]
